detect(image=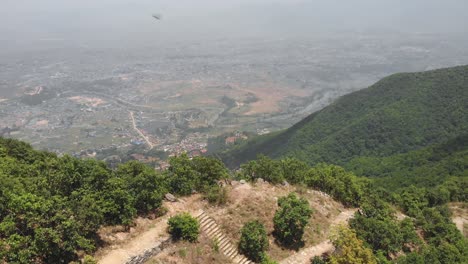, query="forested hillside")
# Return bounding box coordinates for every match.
[1,136,467,263]
[0,138,228,263]
[346,133,468,192]
[221,65,468,168]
